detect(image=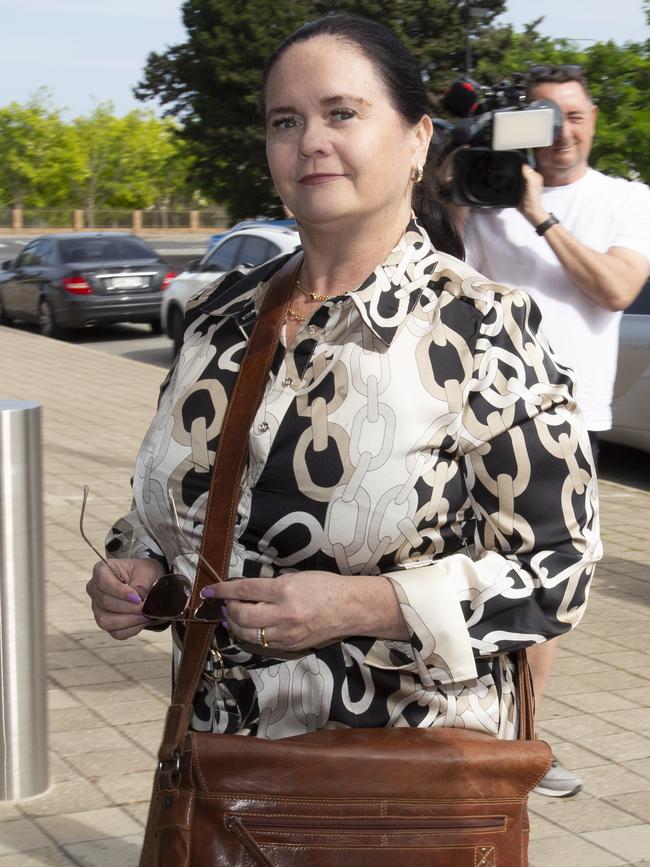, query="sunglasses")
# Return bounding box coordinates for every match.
[527,64,584,76]
[79,485,224,623]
